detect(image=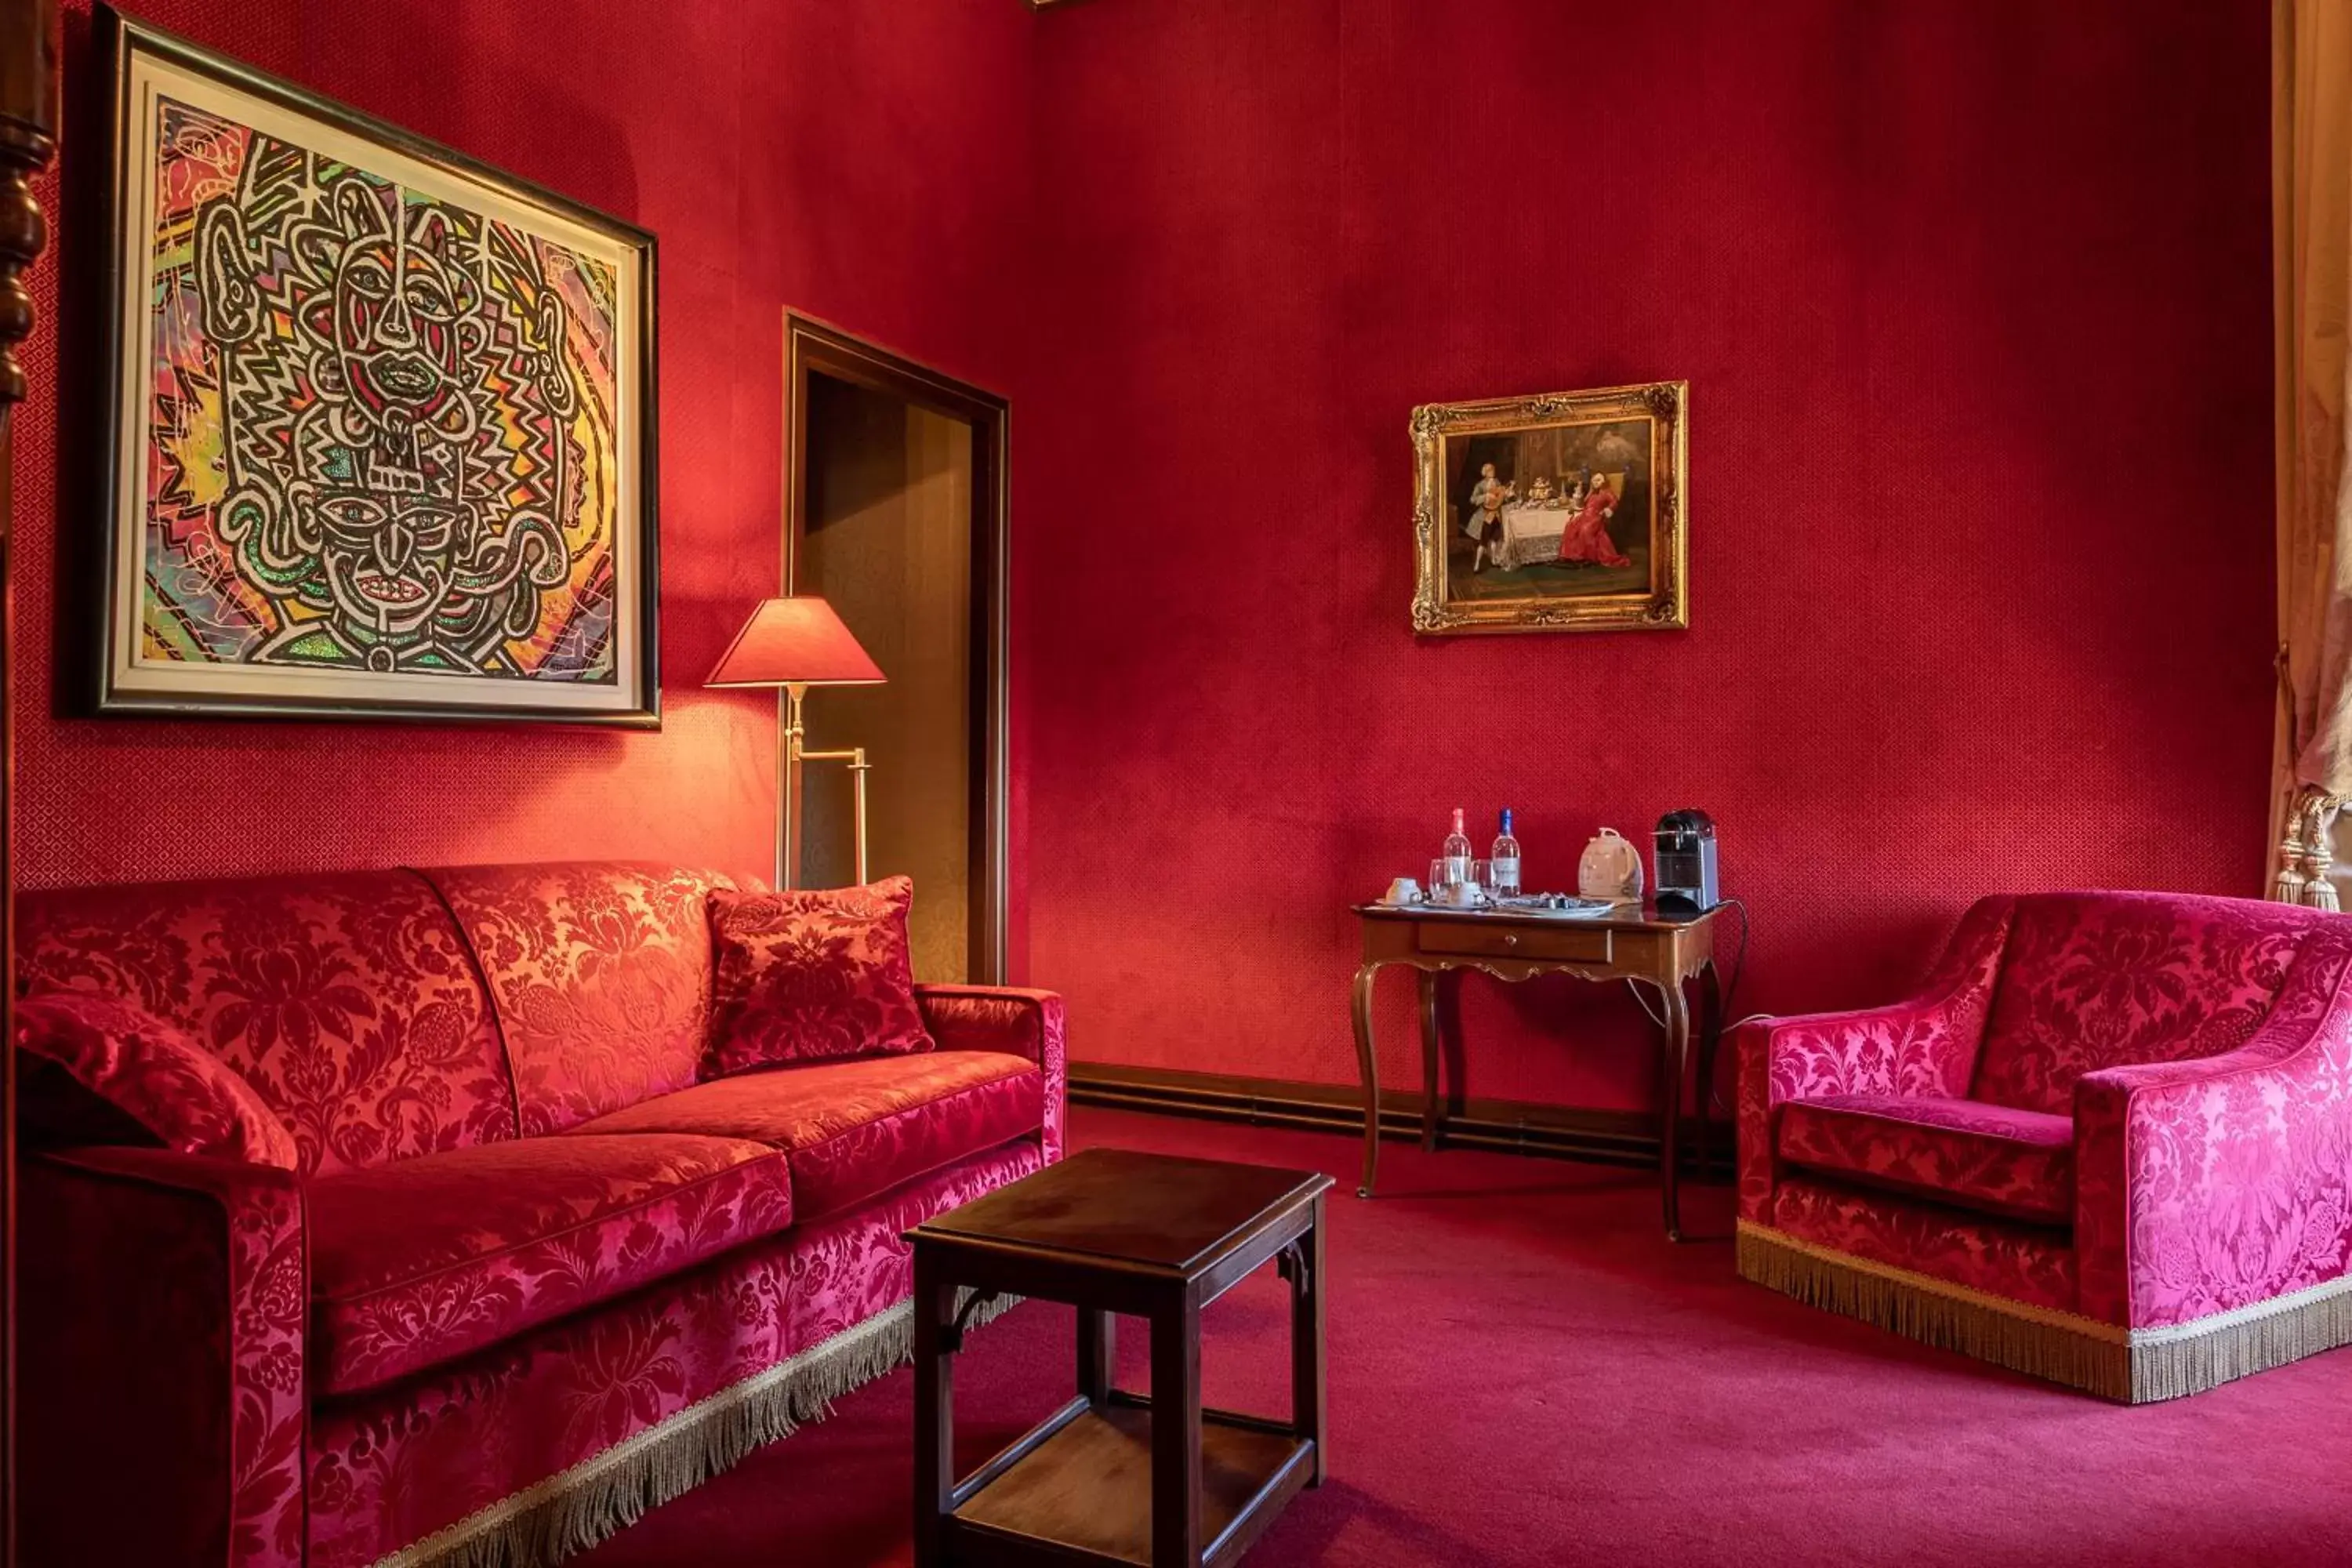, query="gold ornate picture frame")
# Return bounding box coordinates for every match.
[1411,379,1688,635]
